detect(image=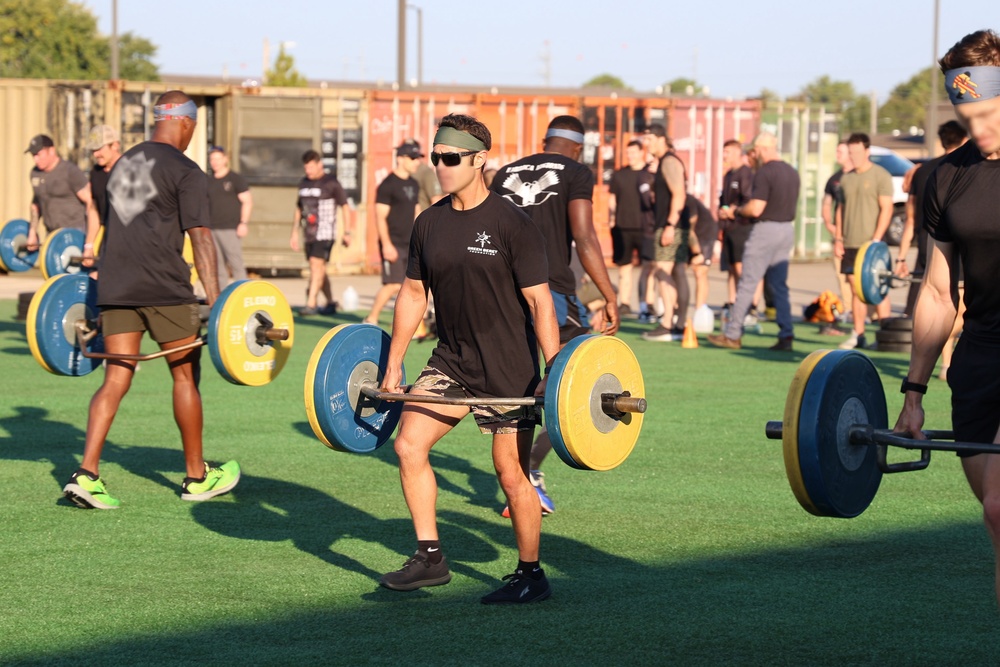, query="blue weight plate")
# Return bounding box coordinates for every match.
[33,273,104,376]
[797,349,885,518]
[308,324,403,453]
[859,241,892,305]
[42,227,86,279]
[544,334,593,470]
[0,219,38,272]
